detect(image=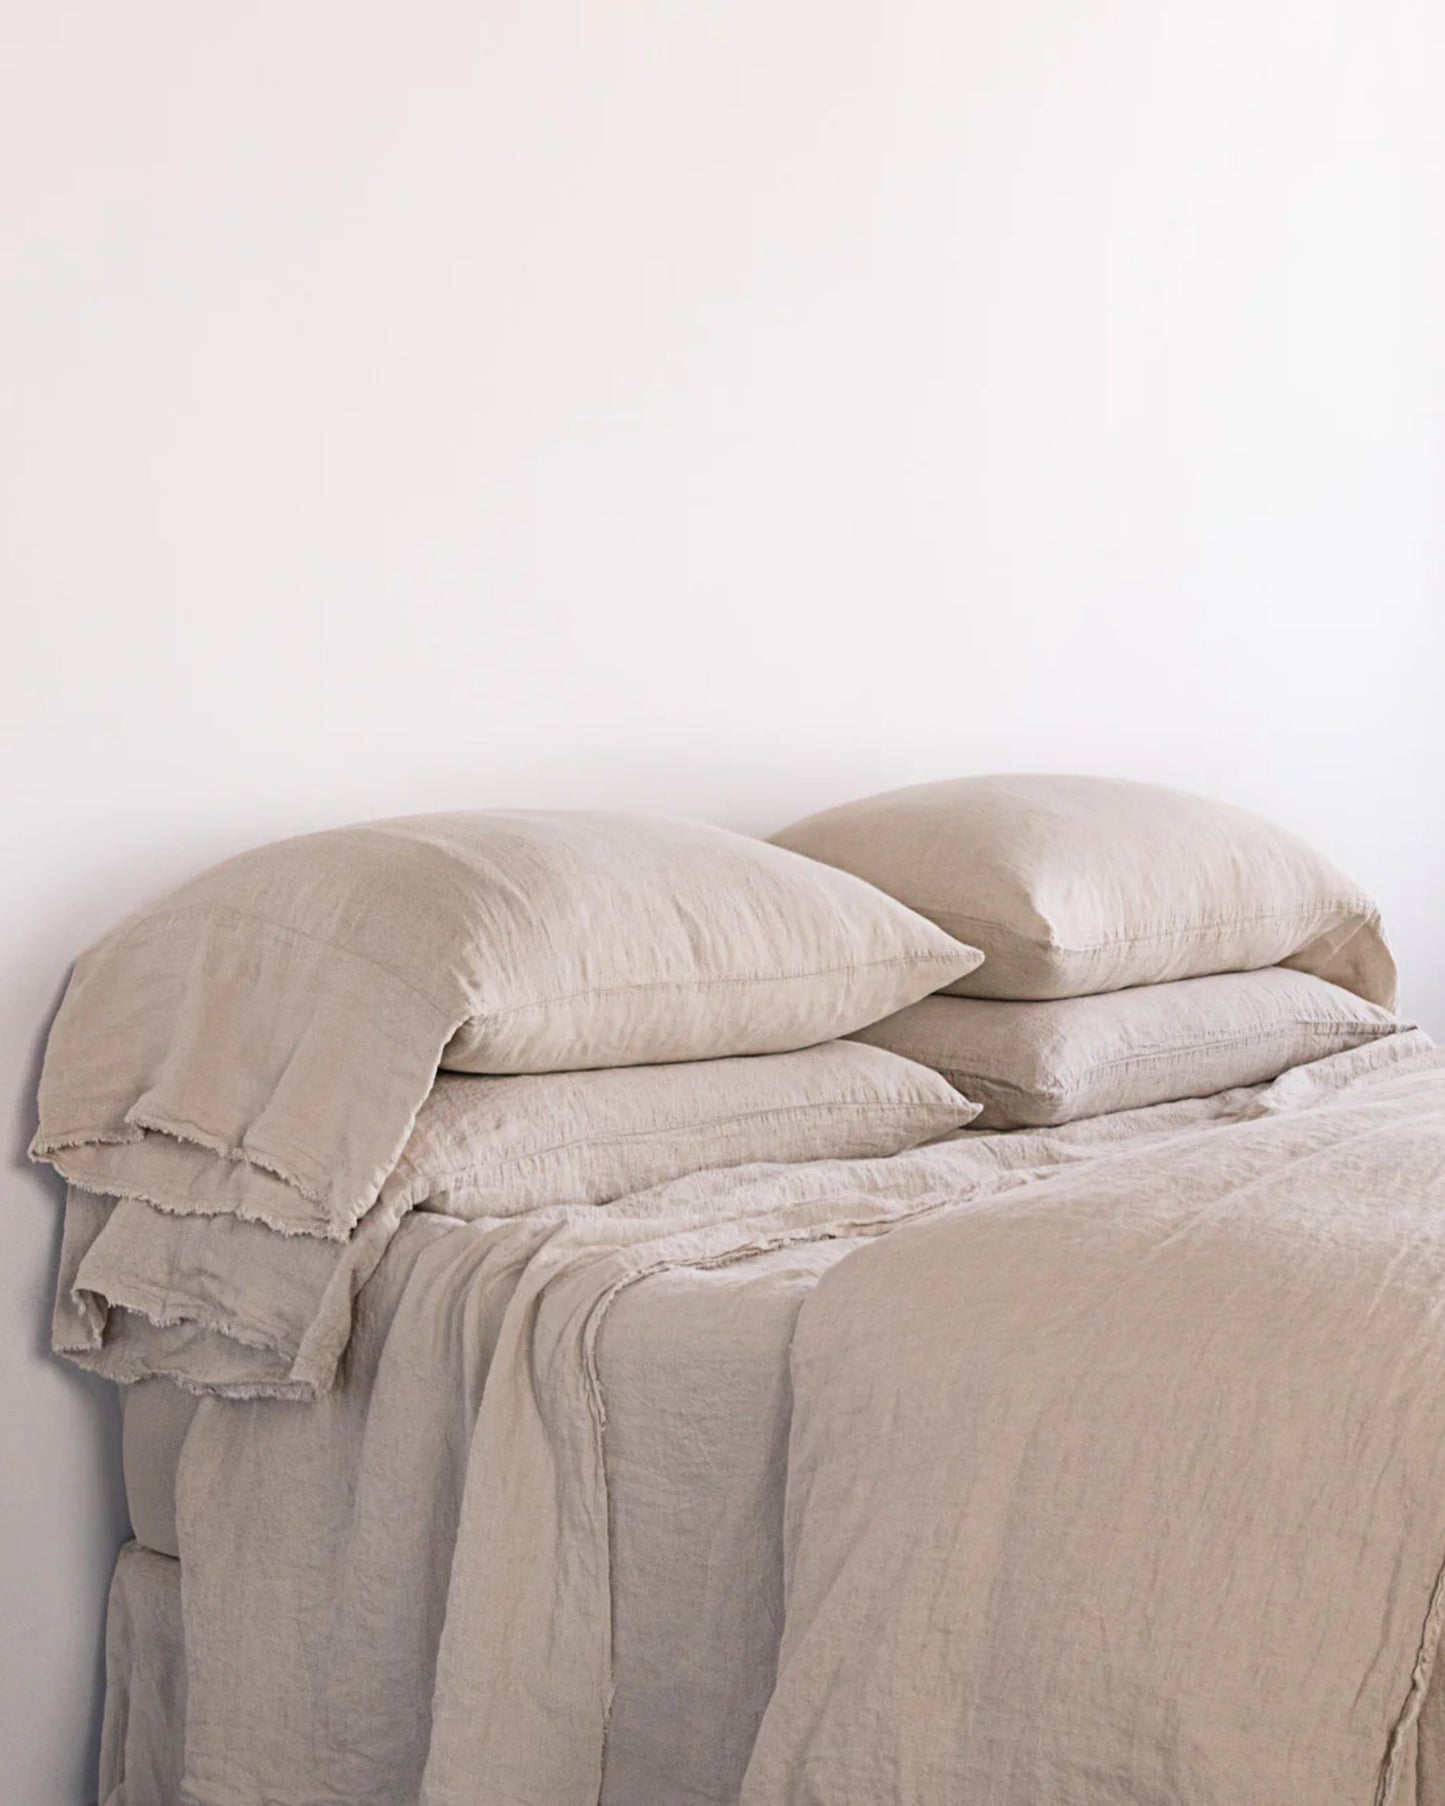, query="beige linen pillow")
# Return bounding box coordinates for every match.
[387,1041,978,1218]
[851,967,1404,1129]
[773,775,1396,1005]
[35,811,981,1238]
